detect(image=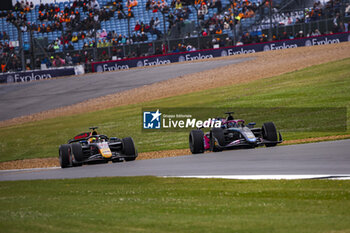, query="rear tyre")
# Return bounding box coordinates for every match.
[210,128,226,152]
[189,130,204,154]
[262,122,278,147]
[122,137,137,161]
[59,144,71,168]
